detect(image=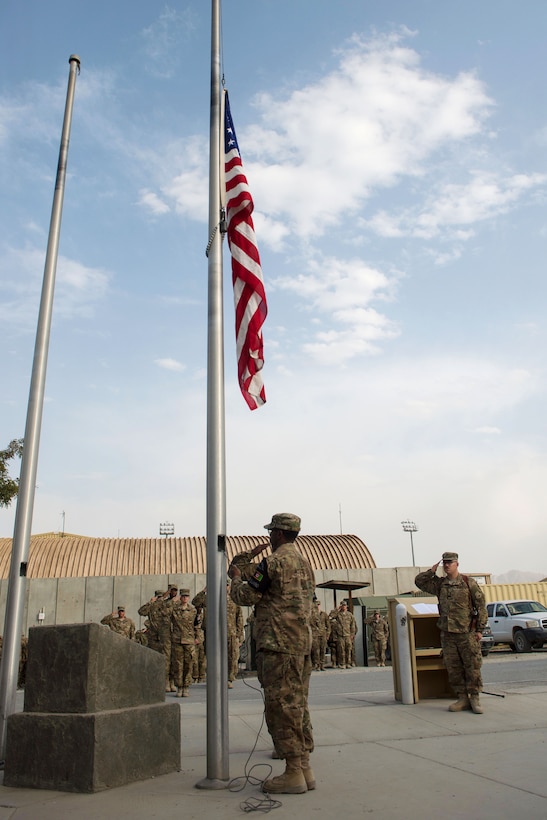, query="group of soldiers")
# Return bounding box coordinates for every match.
[310,599,390,669]
[100,583,244,697]
[100,592,390,687]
